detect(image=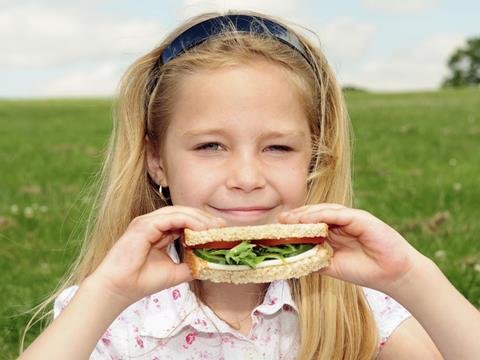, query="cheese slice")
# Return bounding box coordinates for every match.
[206,245,320,271]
